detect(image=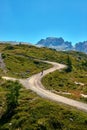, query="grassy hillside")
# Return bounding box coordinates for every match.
[0,43,87,99]
[0,43,87,129]
[0,78,87,130]
[41,51,87,102]
[0,44,52,78]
